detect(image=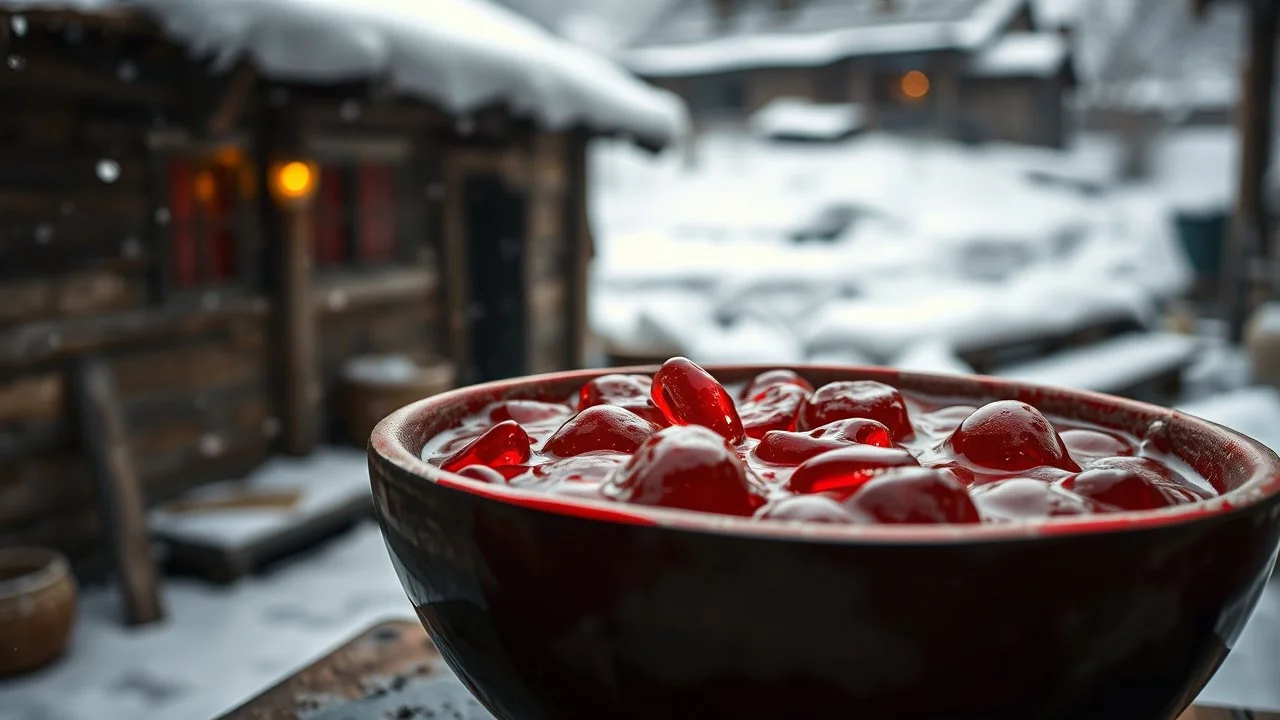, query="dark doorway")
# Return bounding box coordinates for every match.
[464,174,527,383]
